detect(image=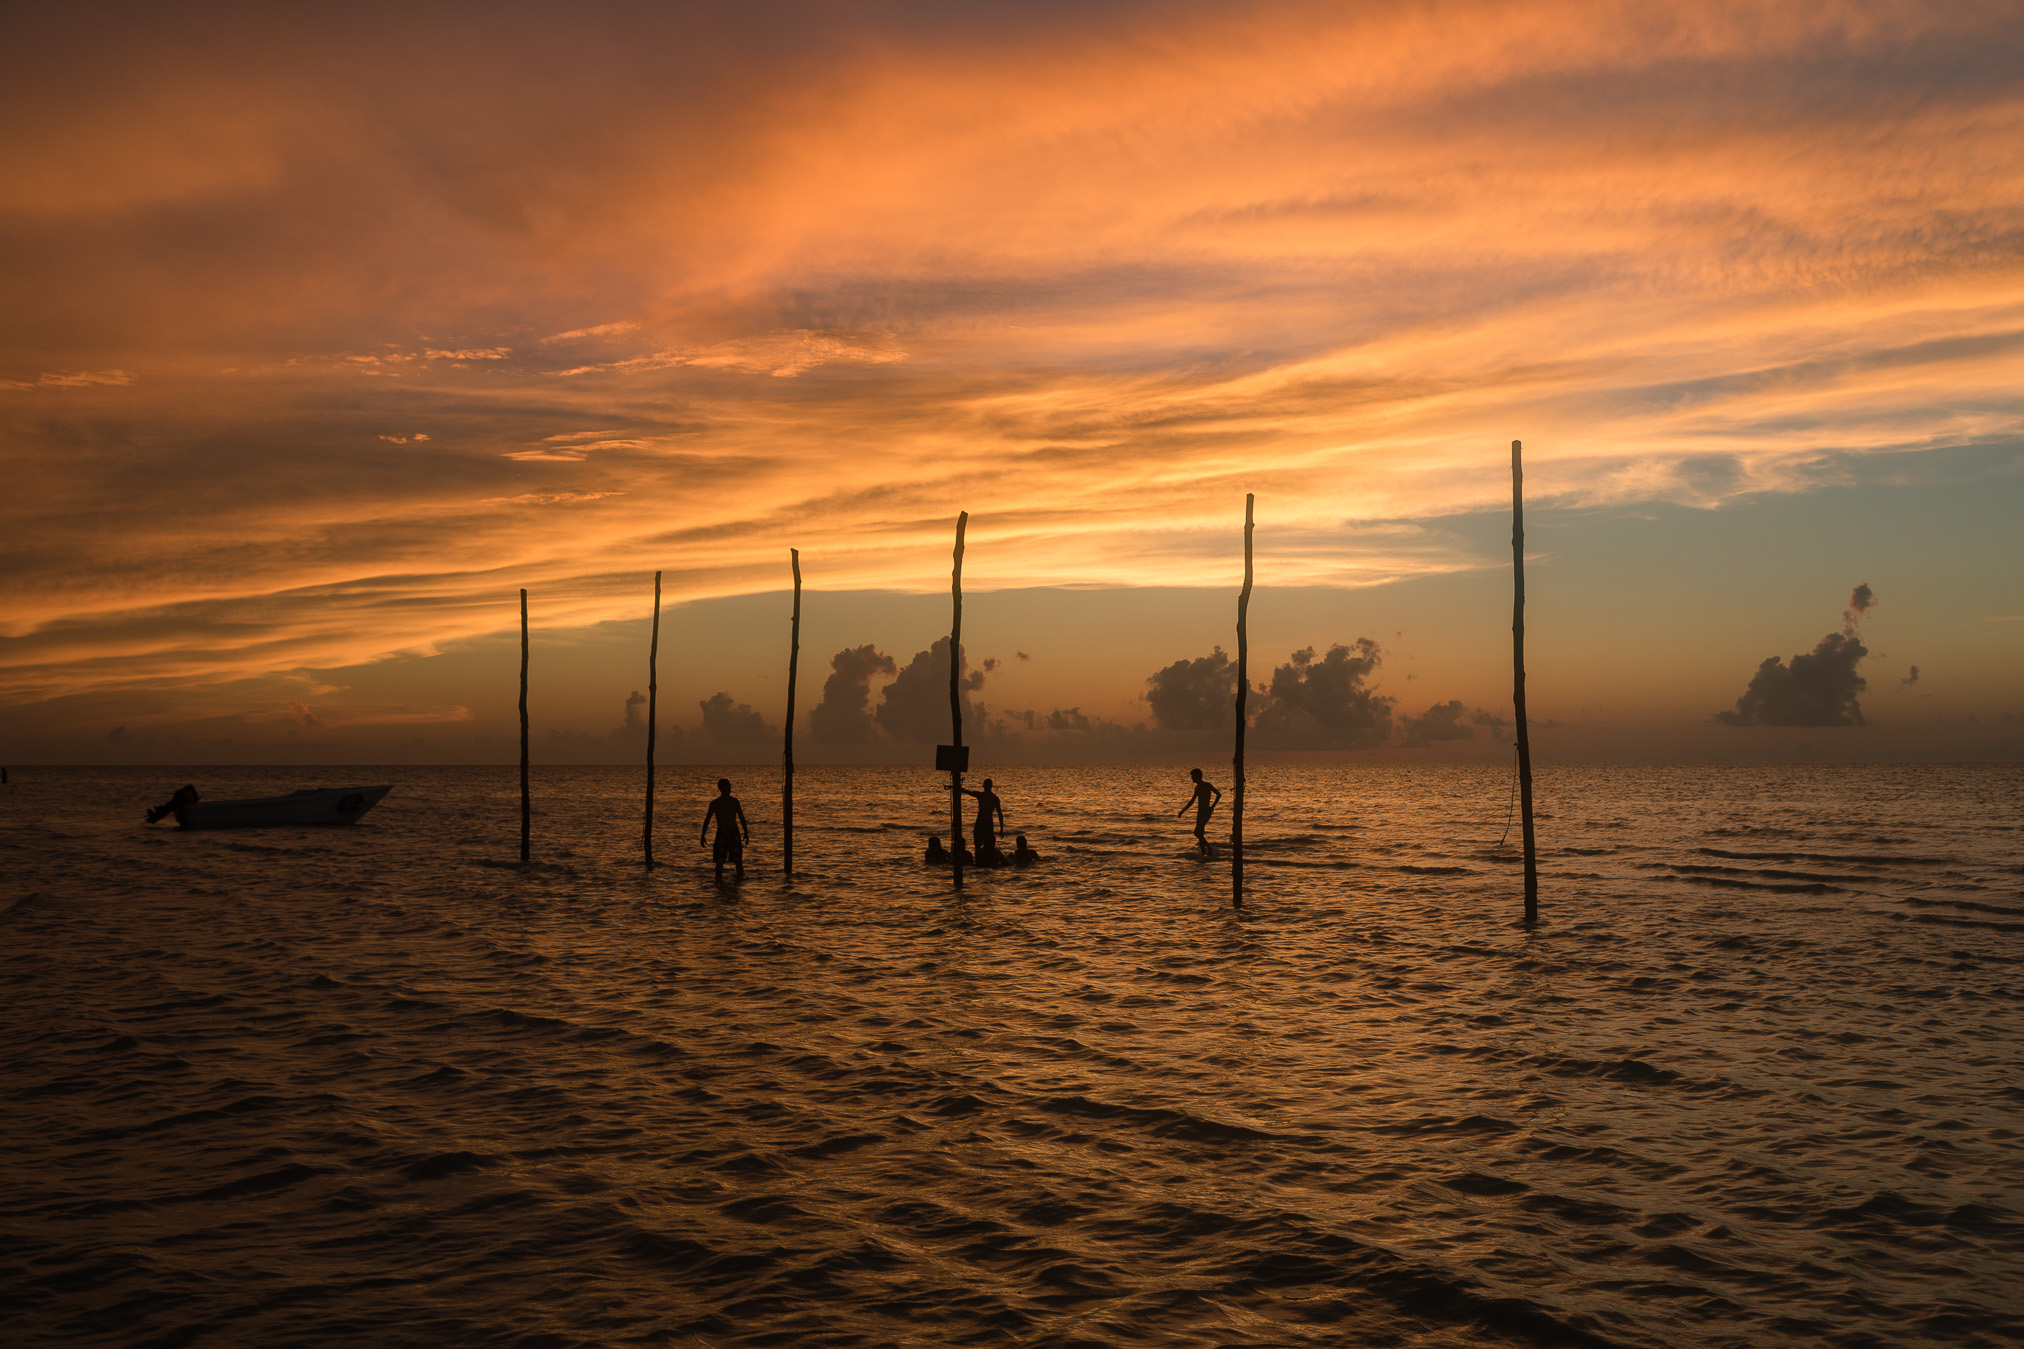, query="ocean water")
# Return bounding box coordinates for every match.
[3,761,2021,1348]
